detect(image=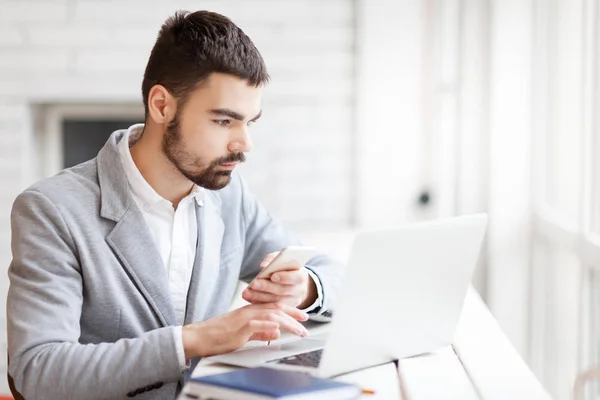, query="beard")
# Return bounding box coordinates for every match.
[162,113,246,190]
